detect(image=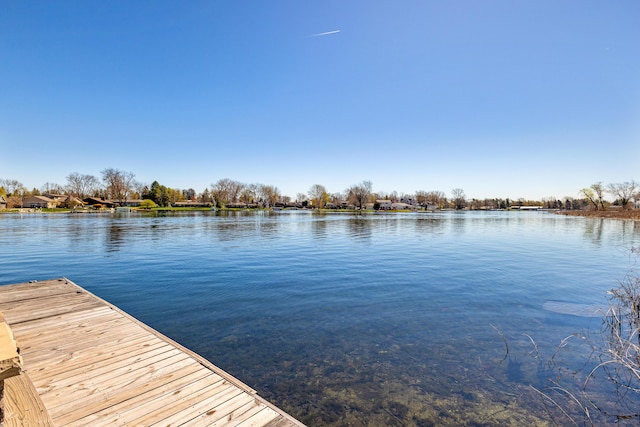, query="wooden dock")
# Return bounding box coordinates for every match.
[0,278,305,426]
